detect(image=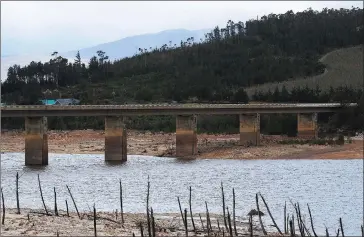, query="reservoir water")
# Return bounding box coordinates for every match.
[1,153,363,235]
